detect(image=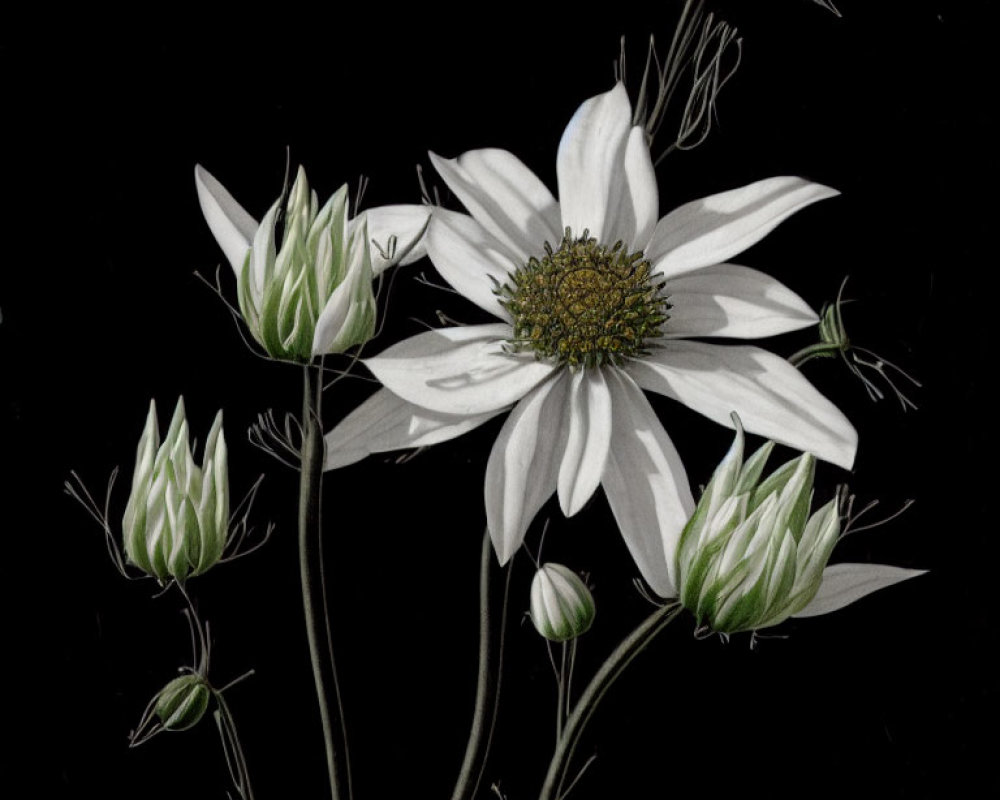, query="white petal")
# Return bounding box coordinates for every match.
[663,263,819,339]
[607,126,659,248]
[363,324,556,415]
[631,340,857,469]
[646,177,840,279]
[194,165,259,275]
[249,201,279,300]
[485,373,570,564]
[311,228,371,355]
[350,205,431,276]
[425,209,519,320]
[429,149,561,260]
[323,388,504,471]
[558,368,613,516]
[557,83,632,243]
[601,369,694,597]
[793,563,927,618]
